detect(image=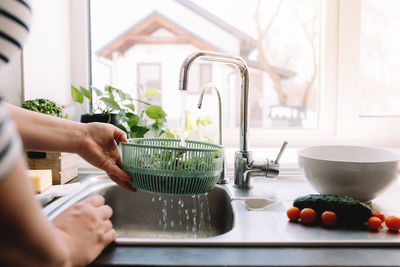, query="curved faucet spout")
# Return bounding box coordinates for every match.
[197,83,222,146]
[179,51,249,152]
[197,83,228,184]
